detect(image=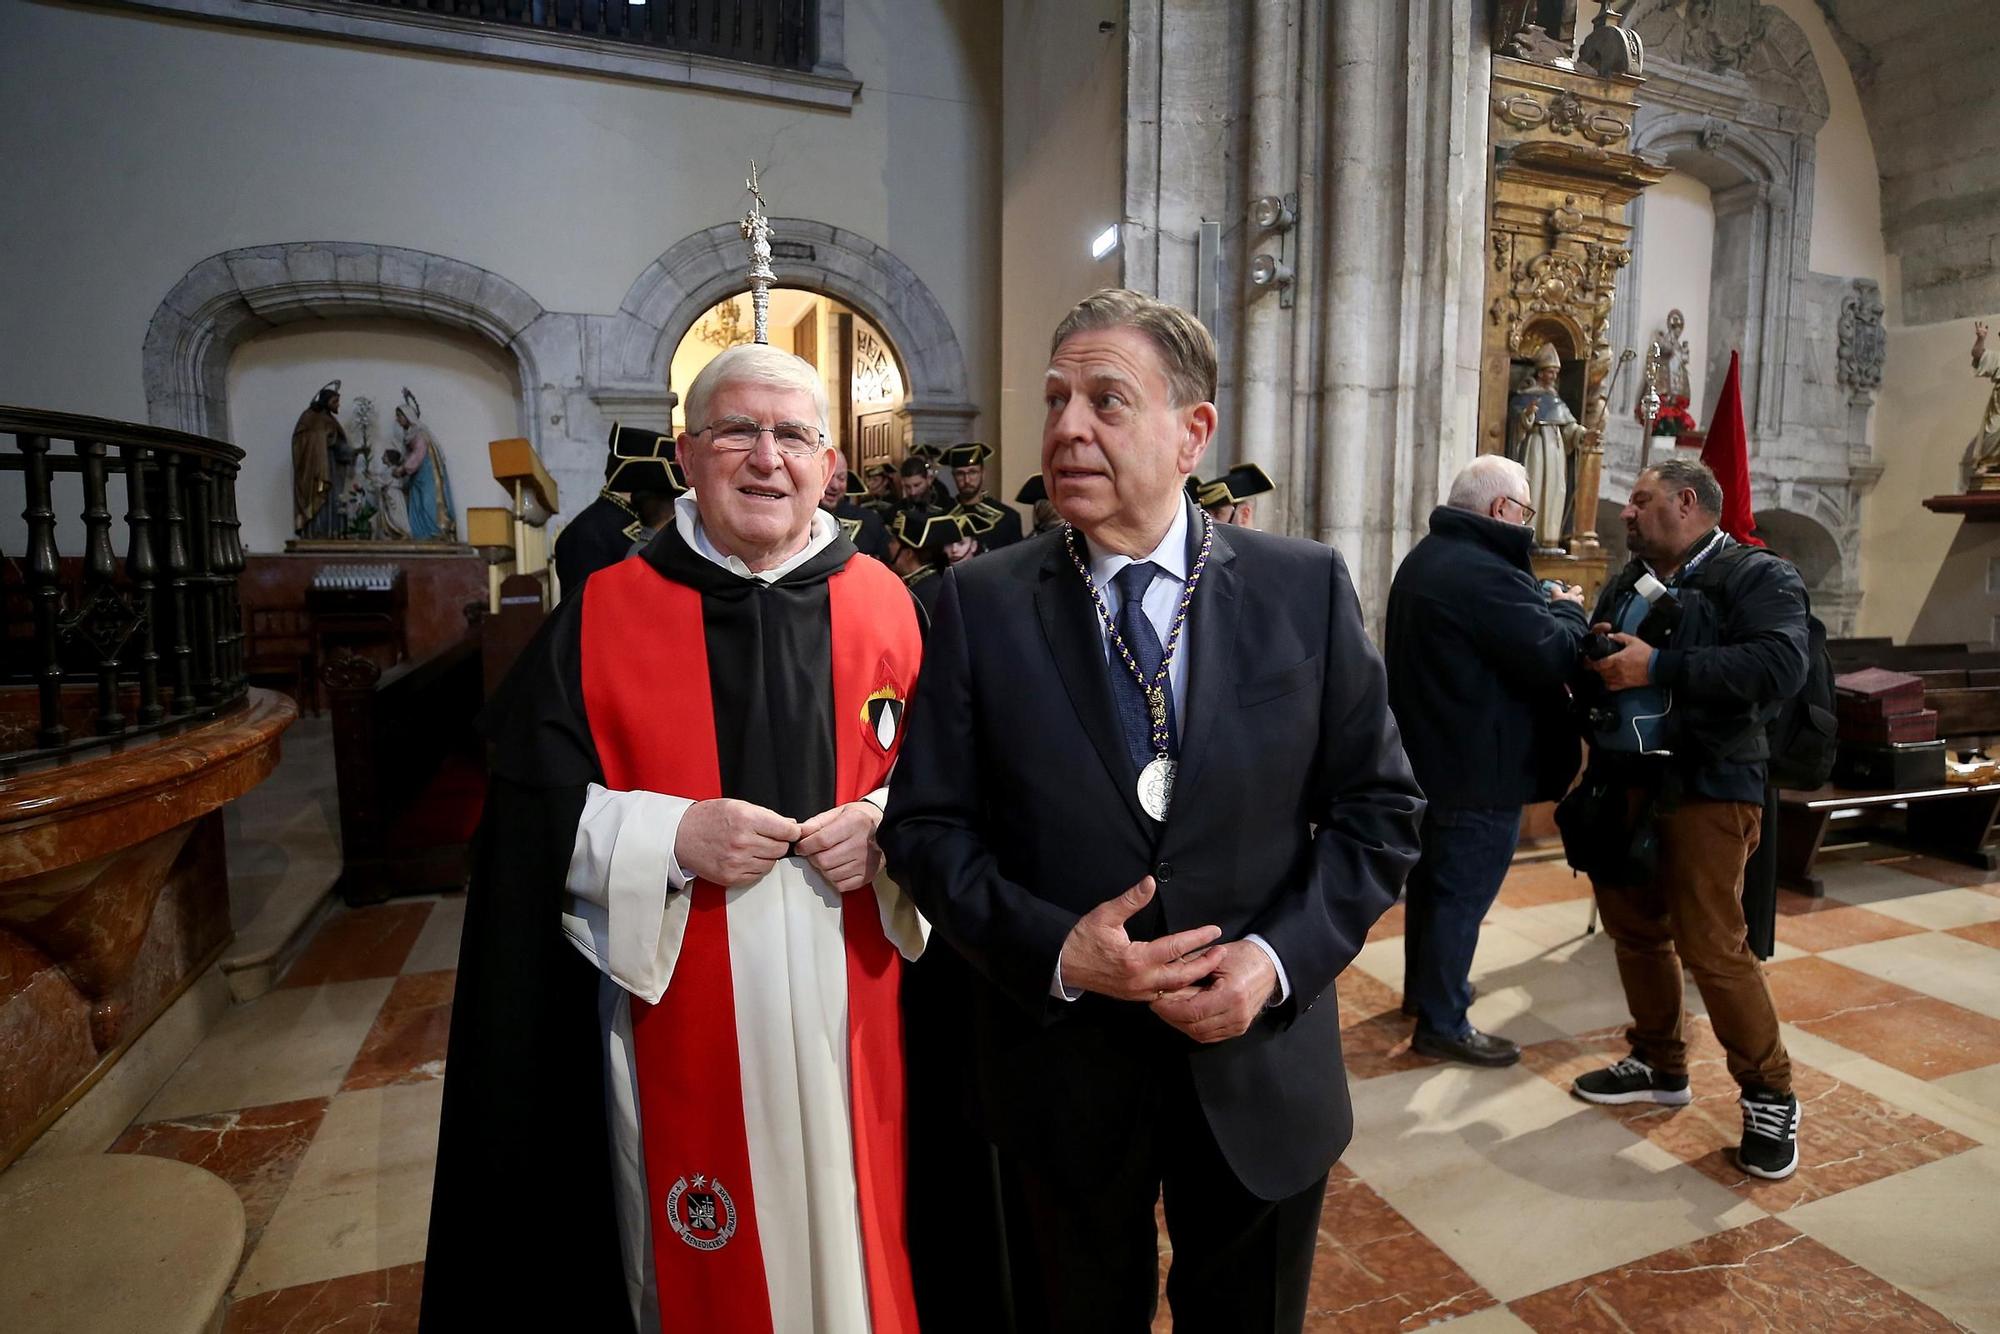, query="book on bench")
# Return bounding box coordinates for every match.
[1835,667,1927,724]
[1841,709,1939,745]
